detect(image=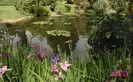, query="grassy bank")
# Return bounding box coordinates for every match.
[0,6,27,21]
[0,42,132,82]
